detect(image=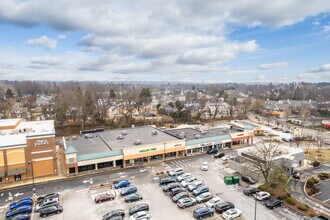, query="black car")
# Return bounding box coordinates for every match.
[214,202,235,214]
[243,188,260,196]
[39,205,63,218]
[213,152,225,158]
[170,187,185,196]
[125,193,143,203]
[292,172,300,180]
[102,209,125,220]
[241,175,257,184]
[207,148,218,154]
[265,199,283,209]
[129,203,149,215]
[163,182,180,192]
[159,177,176,186]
